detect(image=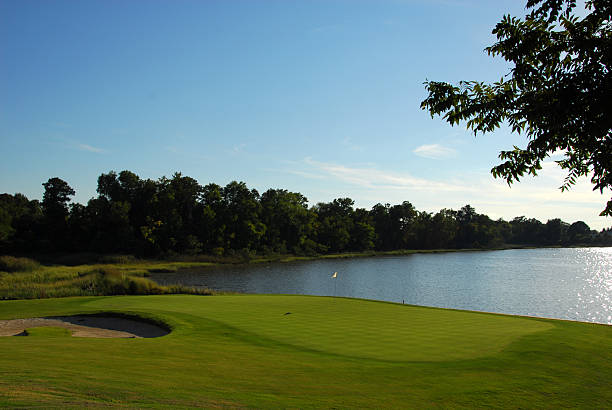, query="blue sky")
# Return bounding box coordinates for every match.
[1,0,609,230]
